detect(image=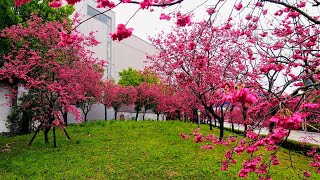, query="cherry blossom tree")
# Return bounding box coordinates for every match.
[0,15,104,147]
[148,20,258,139]
[103,82,136,120]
